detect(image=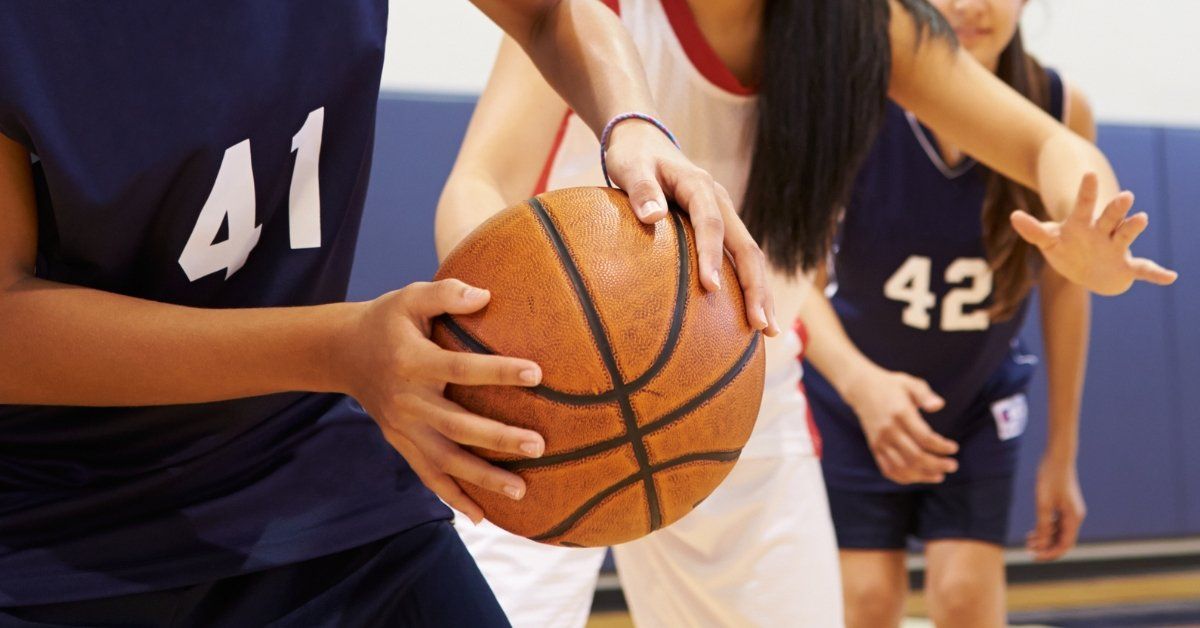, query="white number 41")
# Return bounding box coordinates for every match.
[178,107,325,282]
[883,255,993,331]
